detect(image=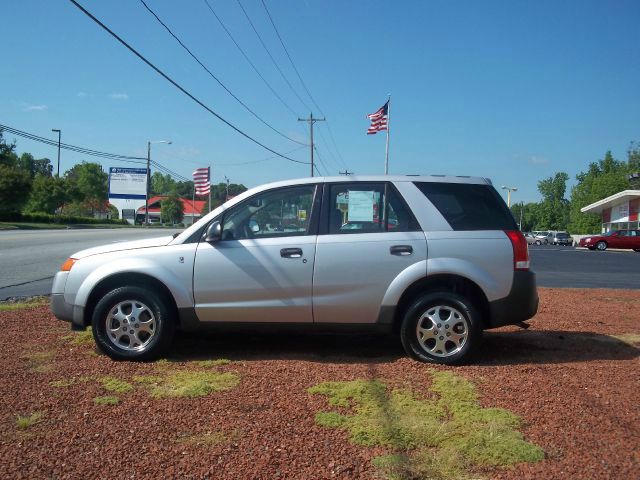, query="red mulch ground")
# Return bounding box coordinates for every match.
[0,288,638,479]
